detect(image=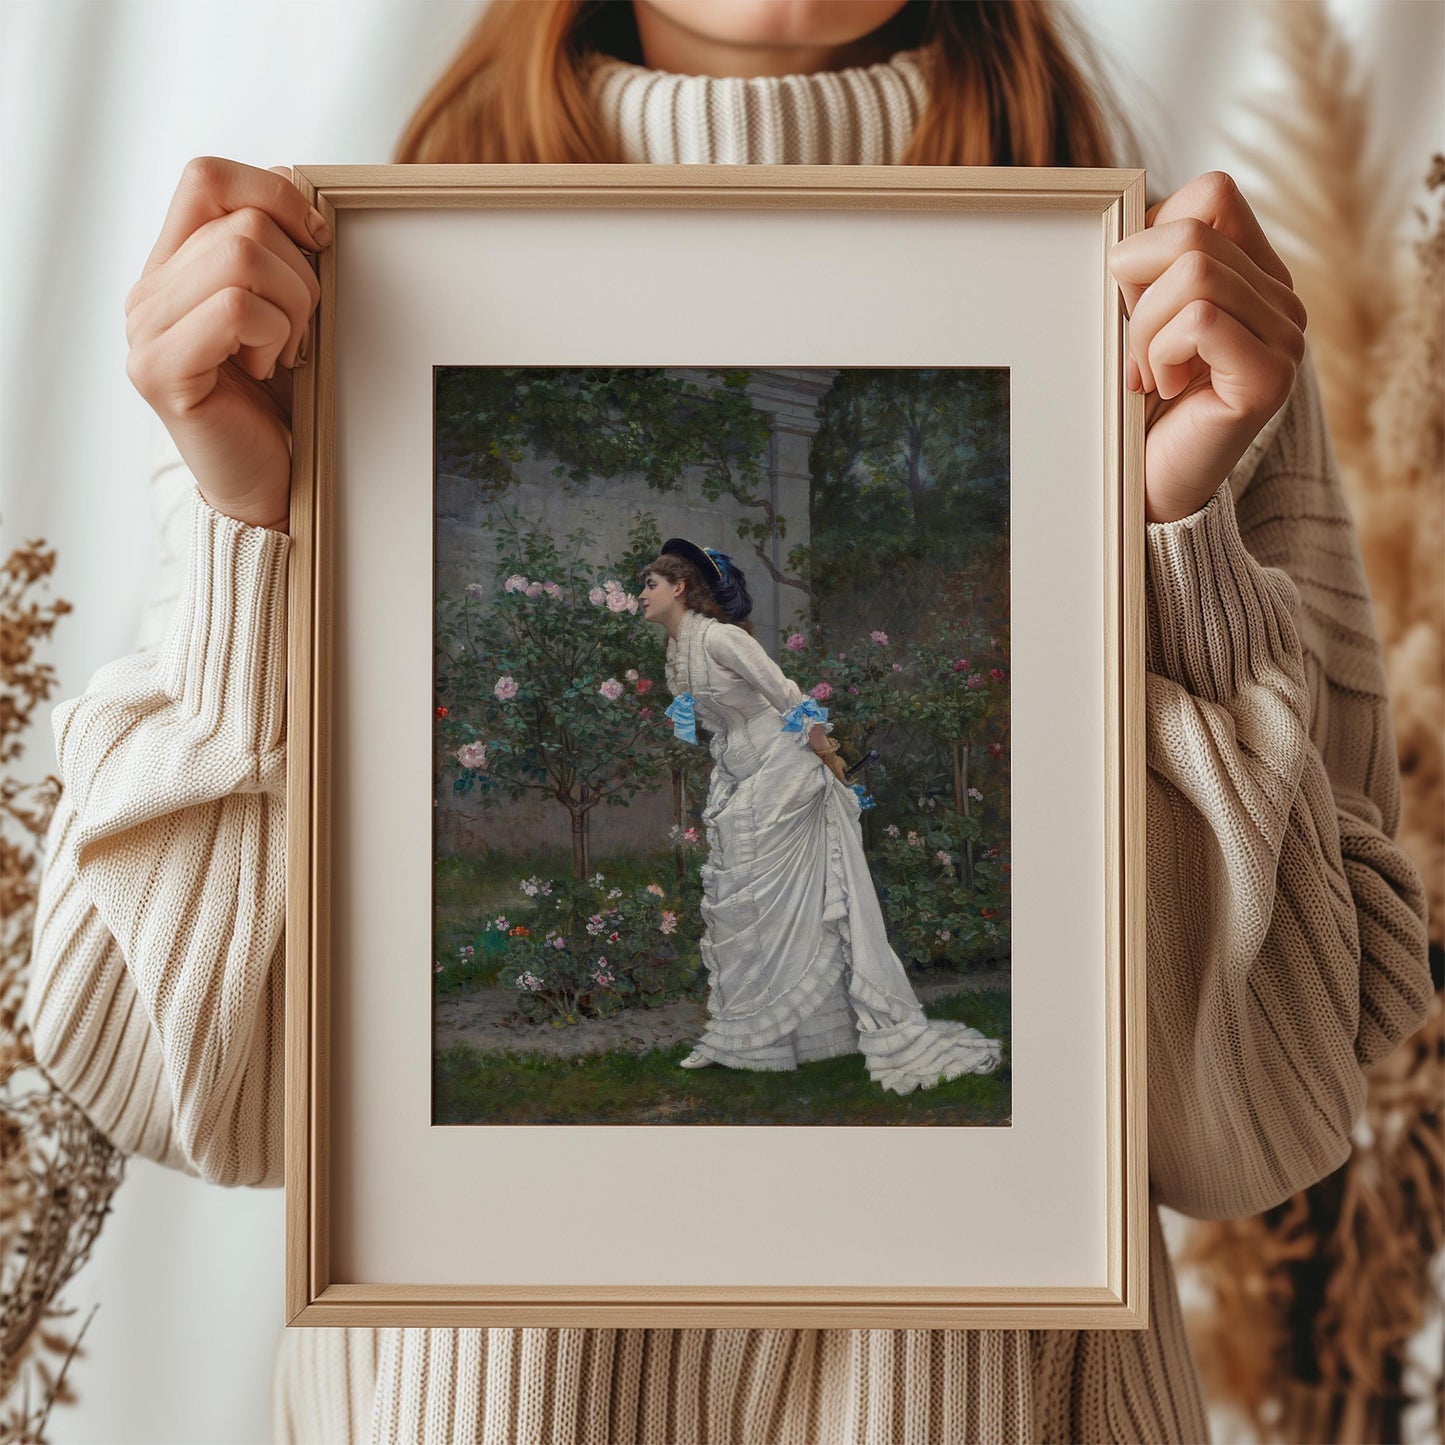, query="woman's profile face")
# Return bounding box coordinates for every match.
[632,0,912,74]
[640,571,683,623]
